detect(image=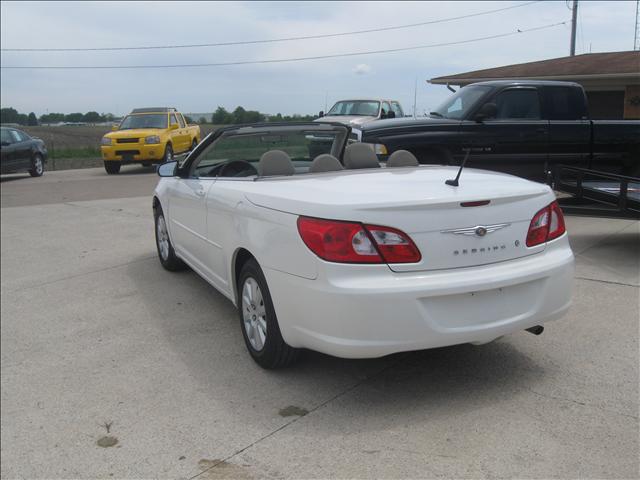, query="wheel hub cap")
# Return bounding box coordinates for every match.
[156,215,170,261]
[242,277,267,351]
